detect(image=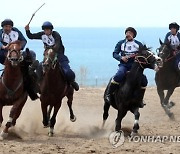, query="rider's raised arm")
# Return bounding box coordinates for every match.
[25,29,43,40]
[113,40,124,61]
